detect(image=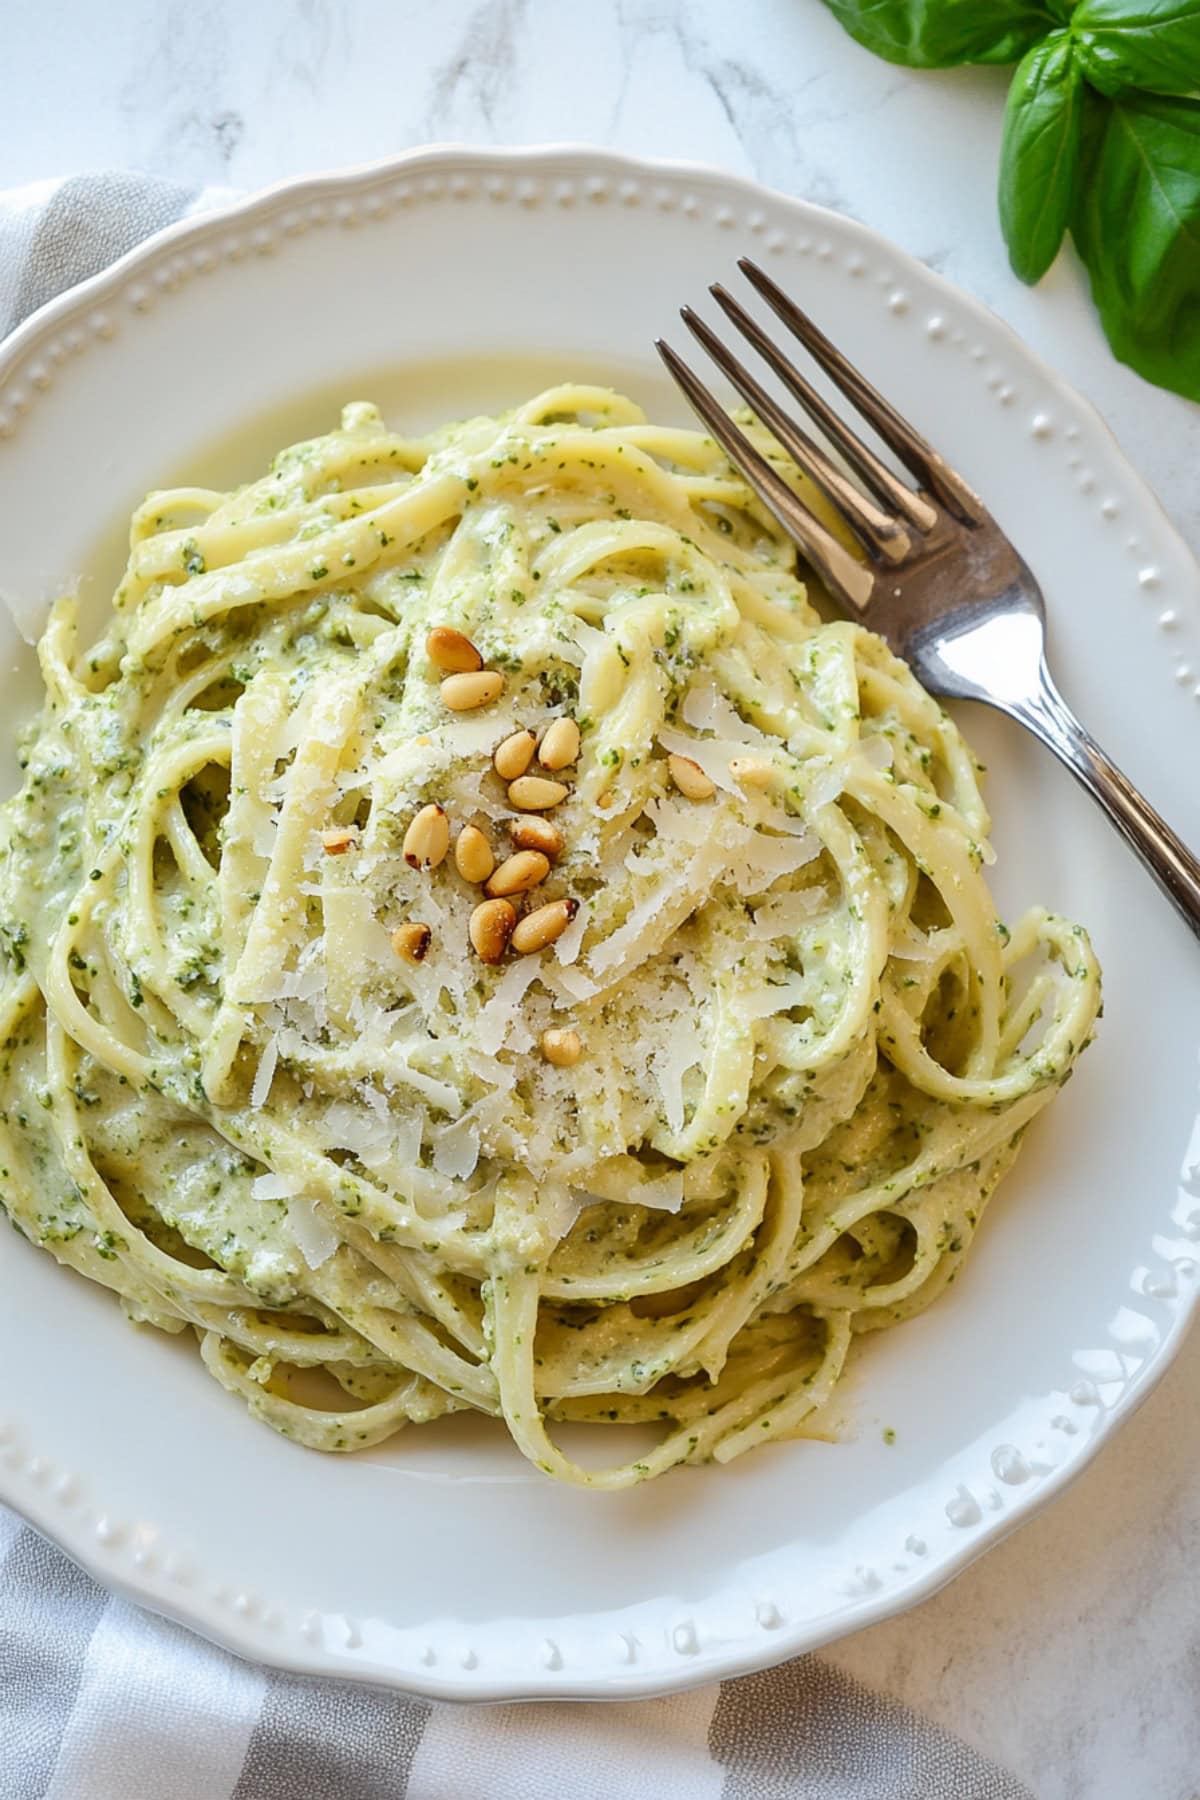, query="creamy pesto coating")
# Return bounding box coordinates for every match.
[0,387,1101,1486]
